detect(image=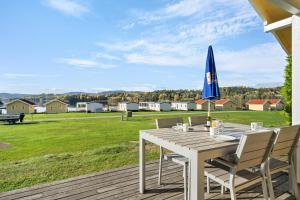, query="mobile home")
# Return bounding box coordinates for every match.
[118,102,139,111]
[171,102,196,111]
[76,102,103,113]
